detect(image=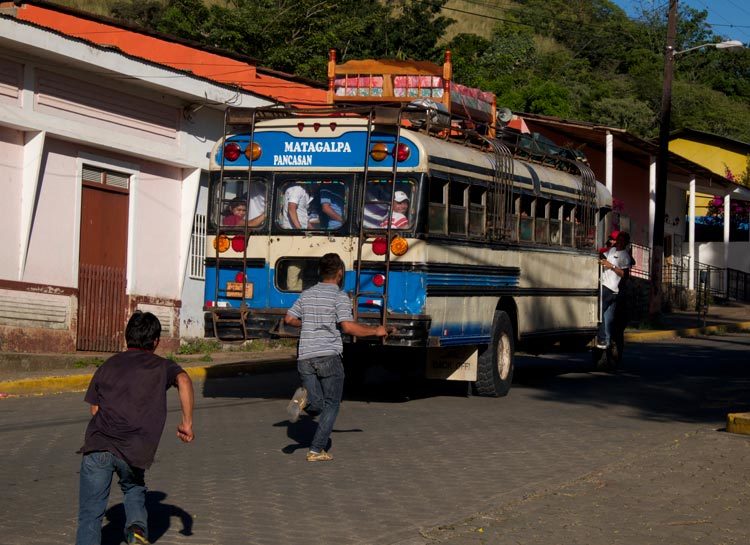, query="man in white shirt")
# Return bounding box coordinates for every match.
[281,184,312,229]
[246,181,266,227]
[596,231,633,350]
